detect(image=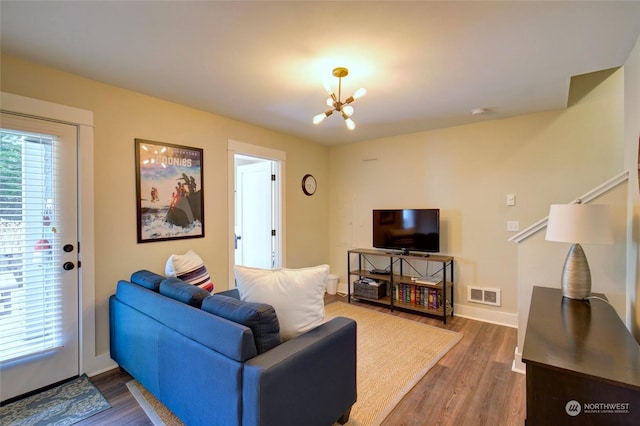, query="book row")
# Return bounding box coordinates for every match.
[395,284,442,309]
